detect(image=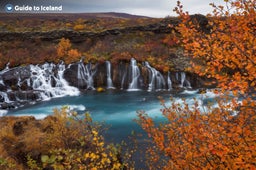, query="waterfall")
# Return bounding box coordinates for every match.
[167,72,172,90]
[128,58,141,91]
[176,72,192,88]
[77,61,96,90]
[0,73,4,86]
[0,92,10,103]
[0,65,10,104]
[145,62,166,91]
[57,62,80,95]
[186,79,192,89]
[106,61,115,89]
[0,60,197,111]
[0,63,10,85]
[121,71,127,90]
[29,63,79,100]
[181,72,186,87]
